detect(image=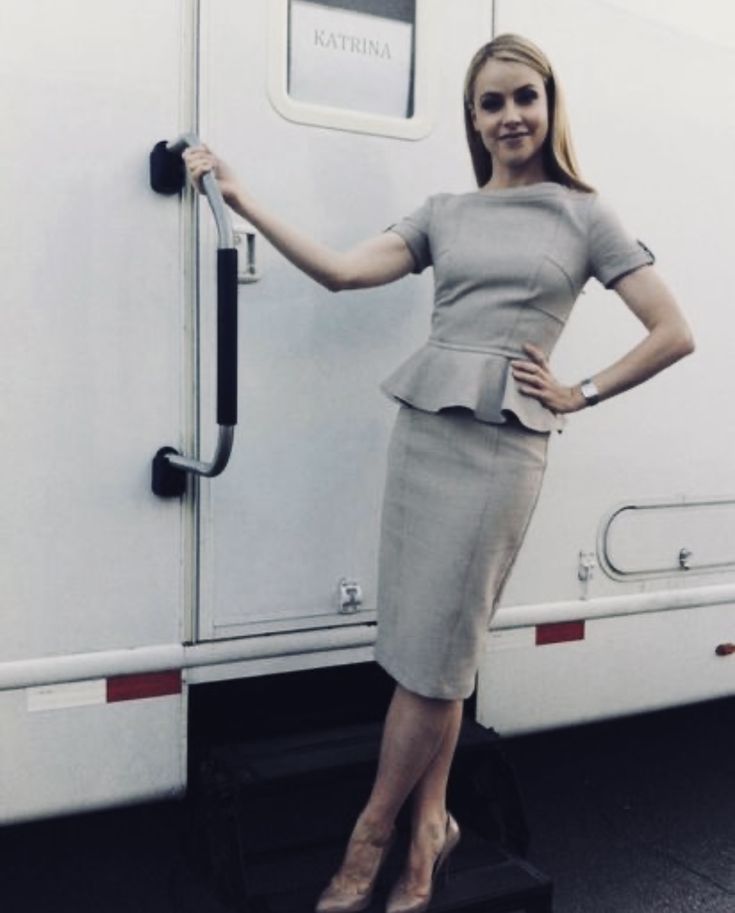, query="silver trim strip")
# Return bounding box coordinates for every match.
[4,582,735,690]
